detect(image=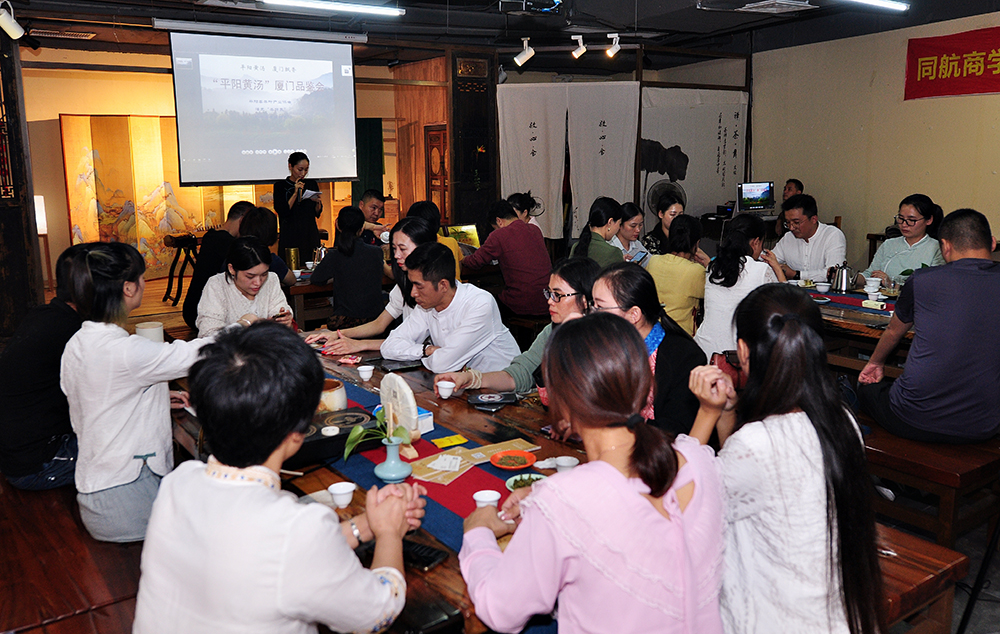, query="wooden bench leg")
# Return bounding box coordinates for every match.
[938,489,957,547]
